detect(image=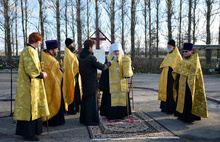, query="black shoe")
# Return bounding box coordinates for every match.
[24,136,39,141]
